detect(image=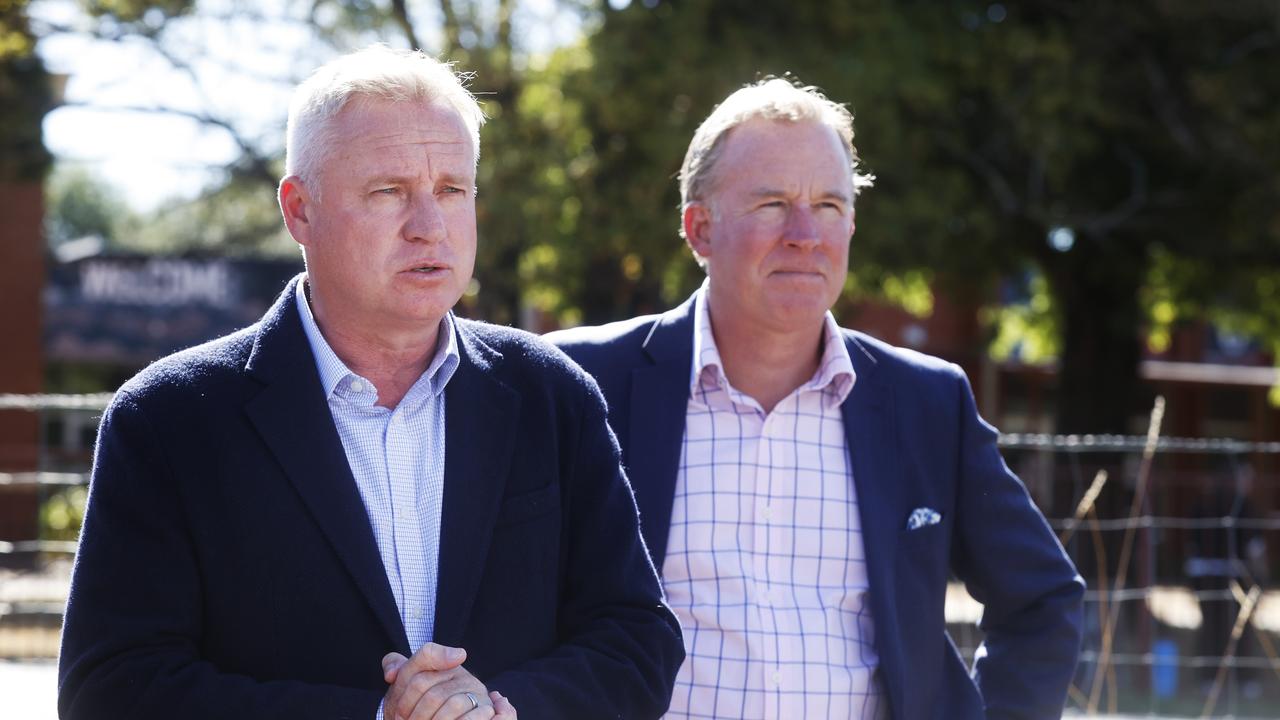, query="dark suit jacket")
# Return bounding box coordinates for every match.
[58,277,683,720]
[548,293,1085,720]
